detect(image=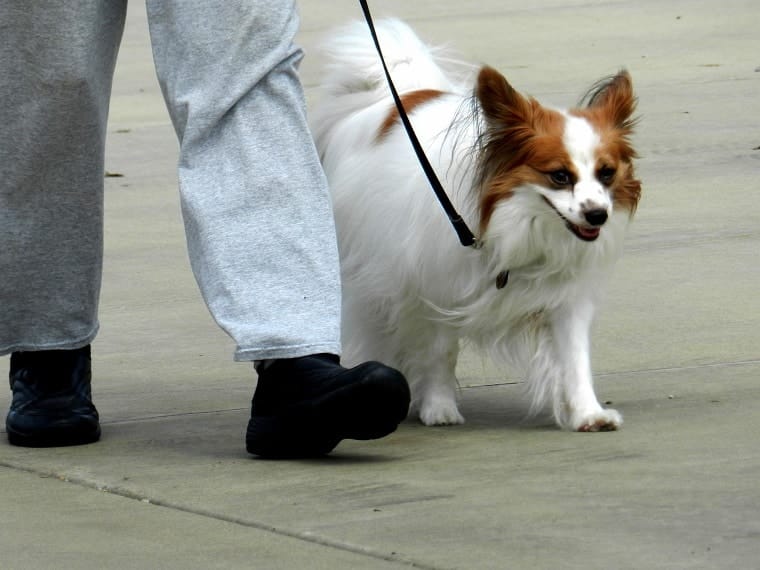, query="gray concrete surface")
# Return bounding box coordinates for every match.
[2,1,759,568]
